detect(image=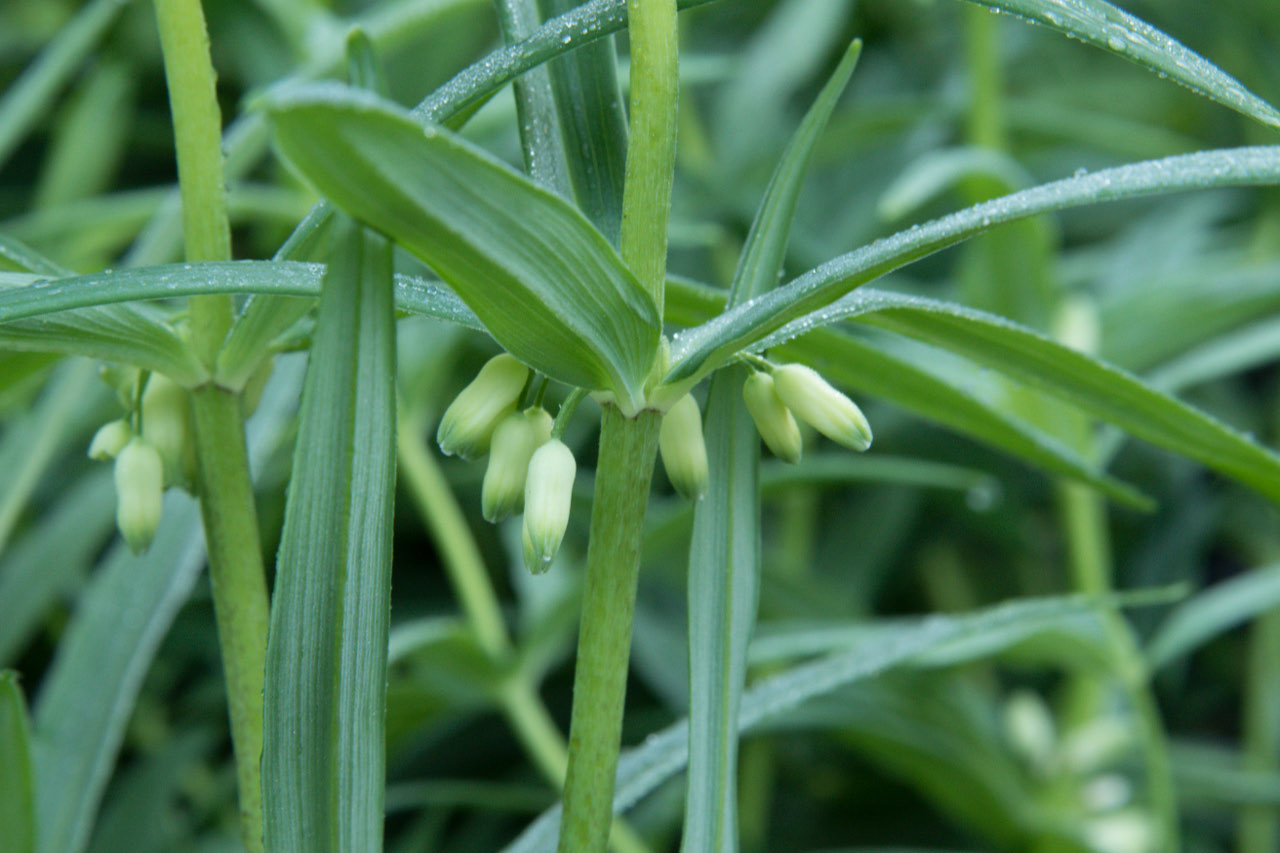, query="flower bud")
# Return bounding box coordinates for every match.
[742,372,803,464]
[522,439,576,573]
[483,412,537,522]
[88,419,133,461]
[772,364,872,452]
[114,438,164,553]
[141,374,191,486]
[658,394,709,500]
[436,354,529,459]
[525,406,553,447]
